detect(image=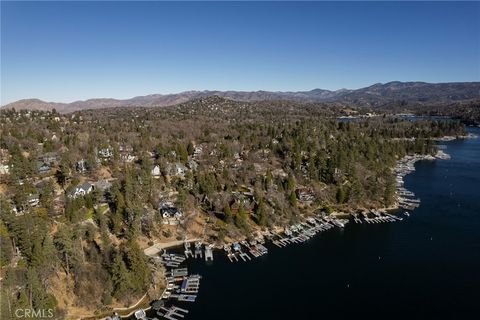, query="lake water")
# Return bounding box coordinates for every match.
[168,127,480,320]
